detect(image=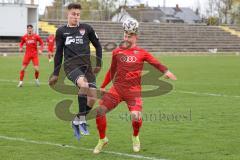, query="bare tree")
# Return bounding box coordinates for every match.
[214,0,223,23]
[99,0,118,20]
[230,0,240,24]
[207,0,234,24]
[207,0,215,16]
[220,0,234,23]
[195,0,201,16]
